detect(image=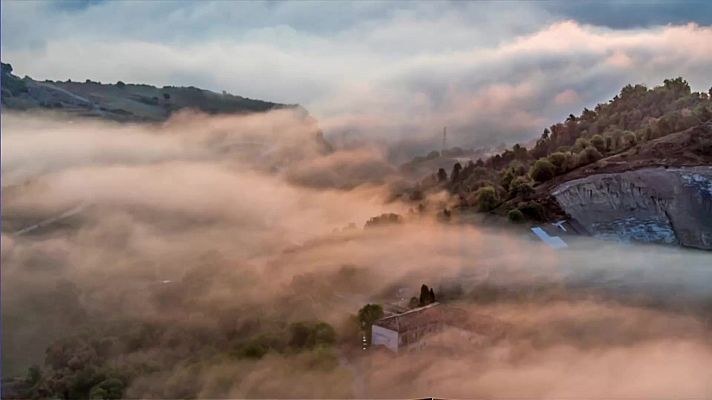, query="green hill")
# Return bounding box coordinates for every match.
[1,62,297,122]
